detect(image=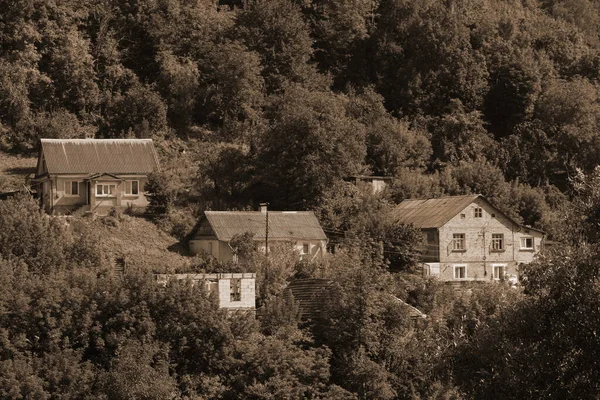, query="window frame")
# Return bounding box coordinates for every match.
[302,243,310,255]
[64,180,80,197]
[491,233,505,251]
[452,233,466,251]
[520,236,534,250]
[124,180,140,196]
[493,264,506,280]
[96,183,117,197]
[453,264,467,280]
[230,278,242,302]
